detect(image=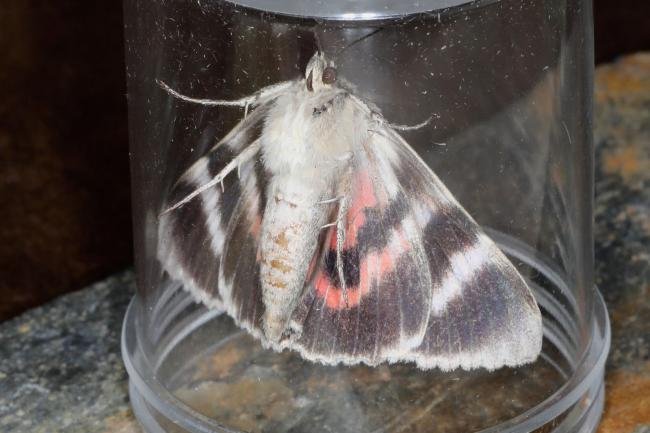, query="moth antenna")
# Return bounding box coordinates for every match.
[335,27,385,58]
[384,115,435,131]
[156,79,294,109]
[156,79,251,107]
[348,93,435,131]
[313,30,325,55]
